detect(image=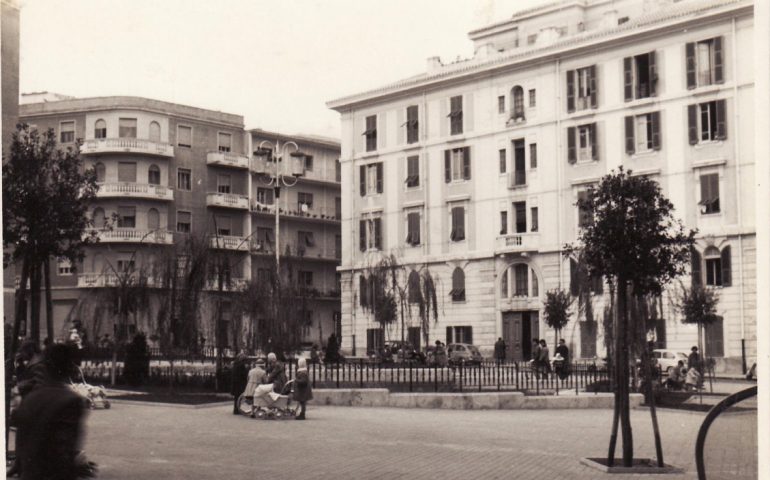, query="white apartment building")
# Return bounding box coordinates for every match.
[328,0,755,373]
